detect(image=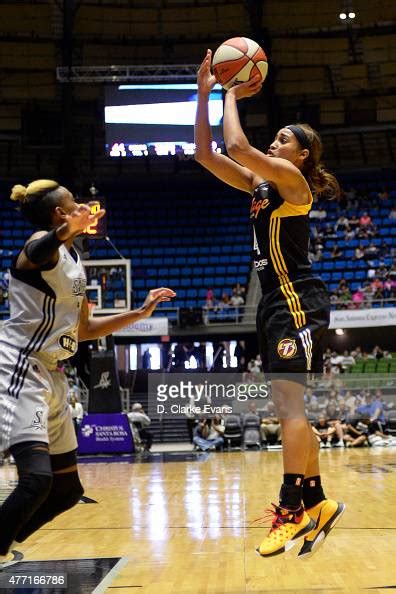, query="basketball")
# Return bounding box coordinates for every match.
[212,37,268,91]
